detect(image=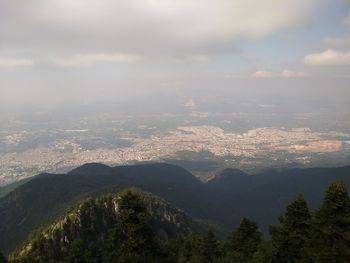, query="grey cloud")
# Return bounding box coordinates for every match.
[0,57,33,67]
[1,0,346,109]
[345,11,350,26]
[52,53,144,67]
[0,0,319,60]
[324,36,350,47]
